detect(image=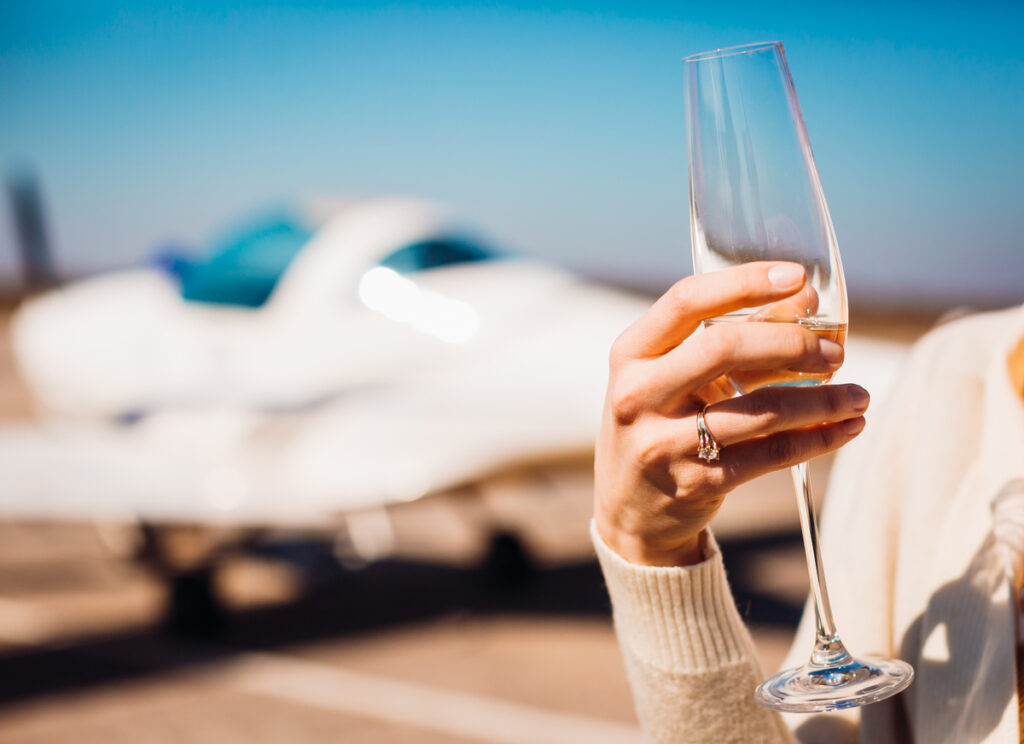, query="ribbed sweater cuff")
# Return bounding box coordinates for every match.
[591,520,754,672]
